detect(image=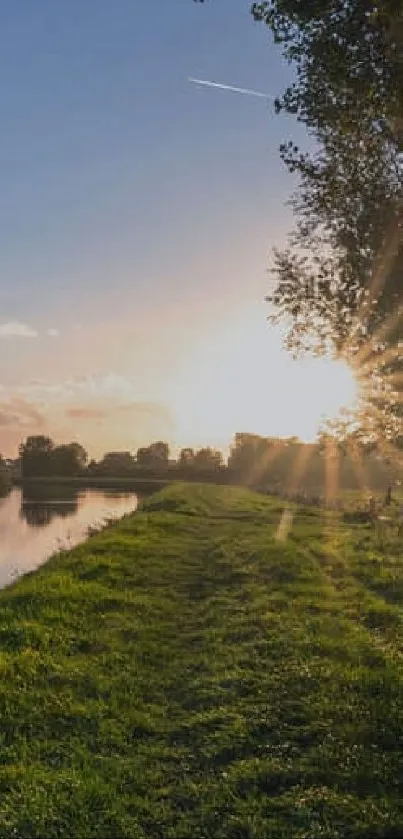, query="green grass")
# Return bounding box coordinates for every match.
[0,482,403,837]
